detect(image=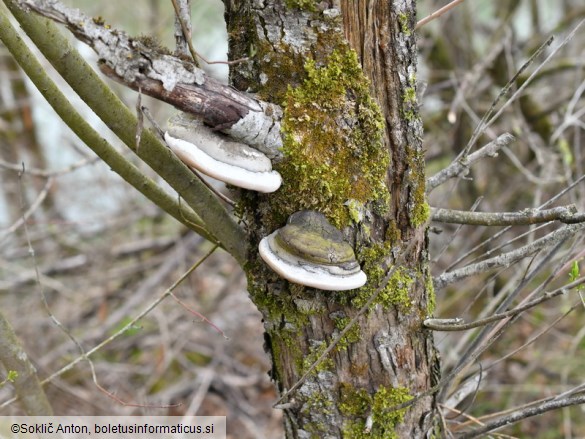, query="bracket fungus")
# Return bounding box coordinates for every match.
[164,113,282,193]
[259,211,367,291]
